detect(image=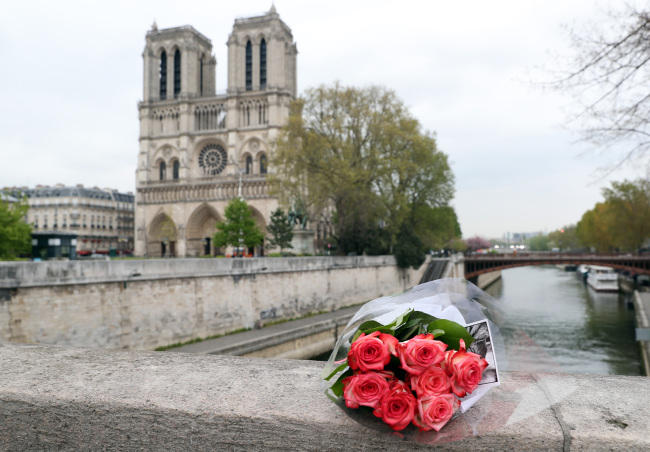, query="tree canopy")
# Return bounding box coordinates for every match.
[576,178,650,252]
[267,208,294,253]
[552,4,650,169]
[213,198,264,253]
[270,83,456,266]
[0,194,32,260]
